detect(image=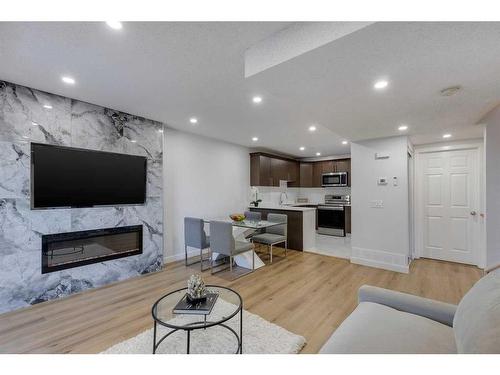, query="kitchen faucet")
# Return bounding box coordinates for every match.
[279,191,288,205]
